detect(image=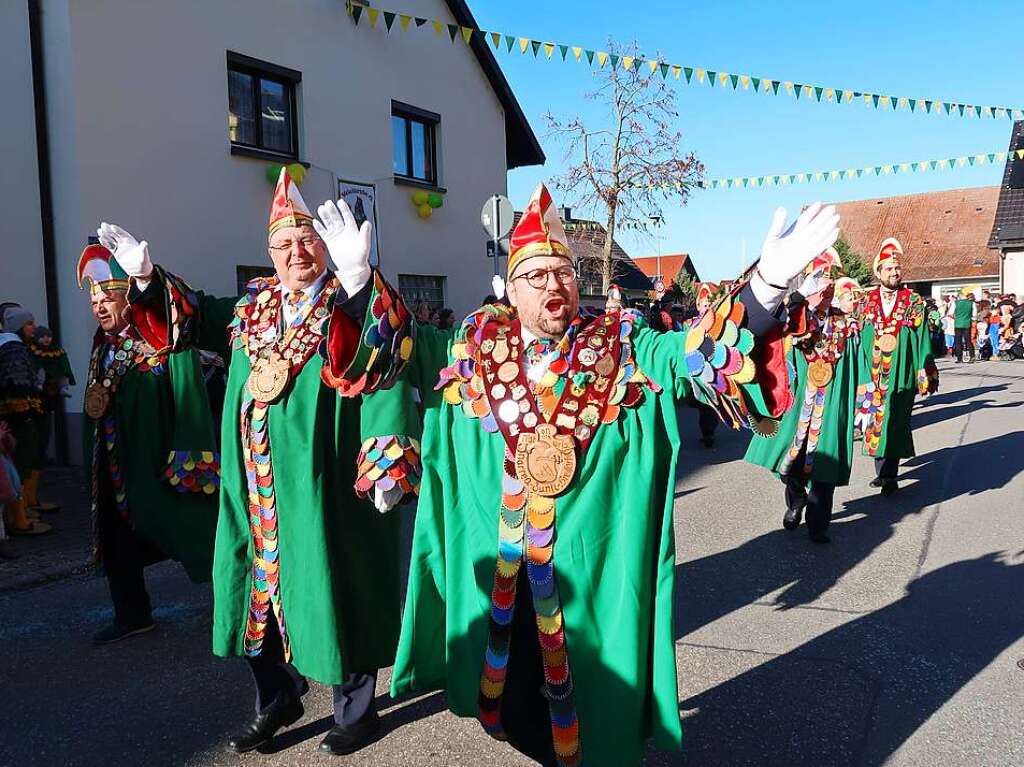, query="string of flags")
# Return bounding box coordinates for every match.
[345,2,1024,121]
[700,149,1024,190]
